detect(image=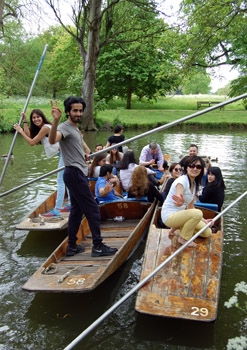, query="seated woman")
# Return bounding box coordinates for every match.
[106,145,123,175]
[128,166,164,203]
[163,163,182,200]
[198,166,226,211]
[161,156,214,247]
[88,153,107,178]
[95,164,123,203]
[119,150,157,191]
